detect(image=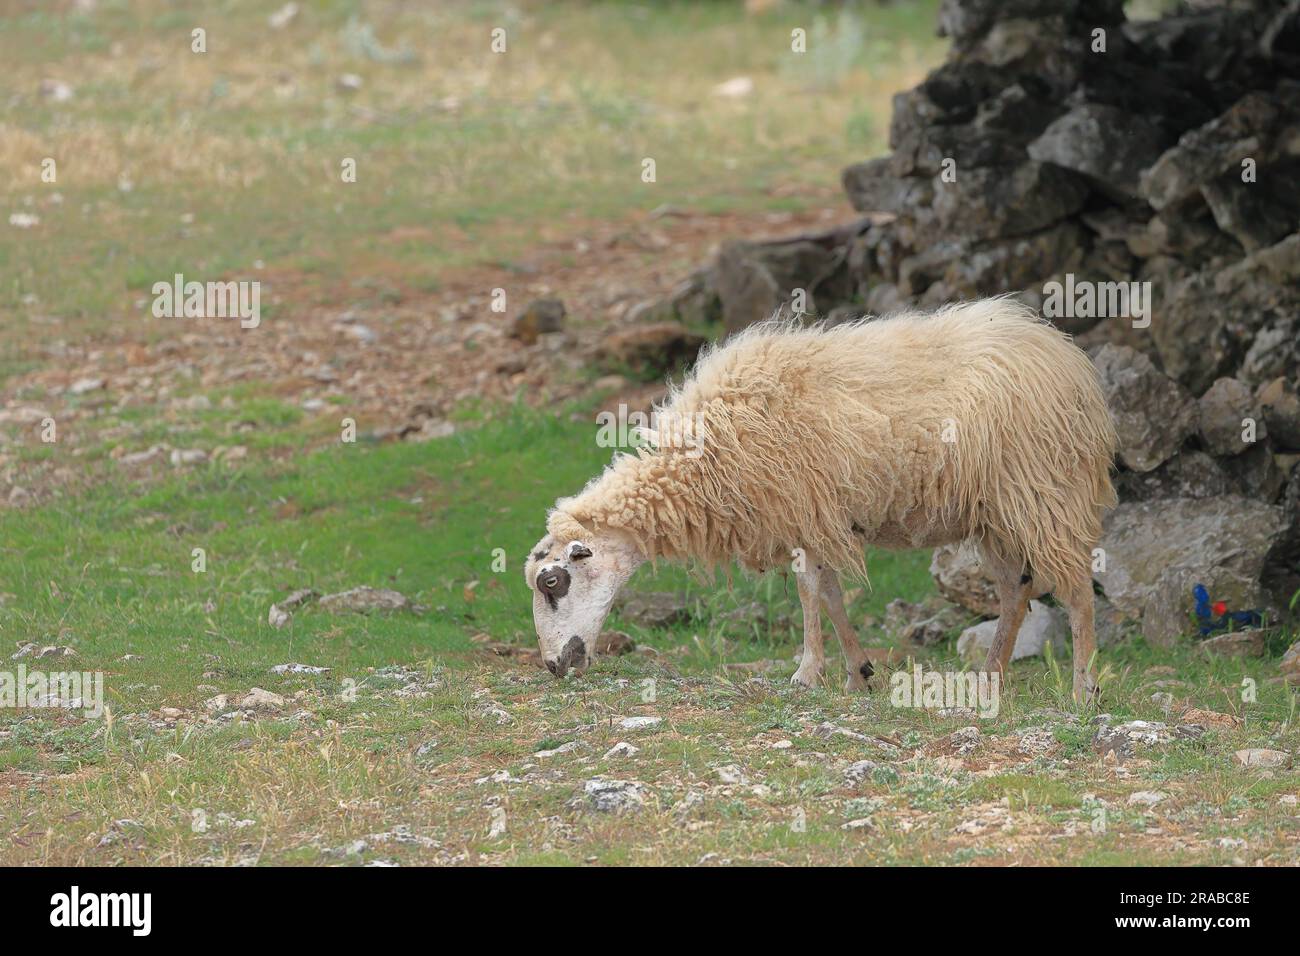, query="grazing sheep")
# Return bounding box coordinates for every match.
[524,298,1117,704]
